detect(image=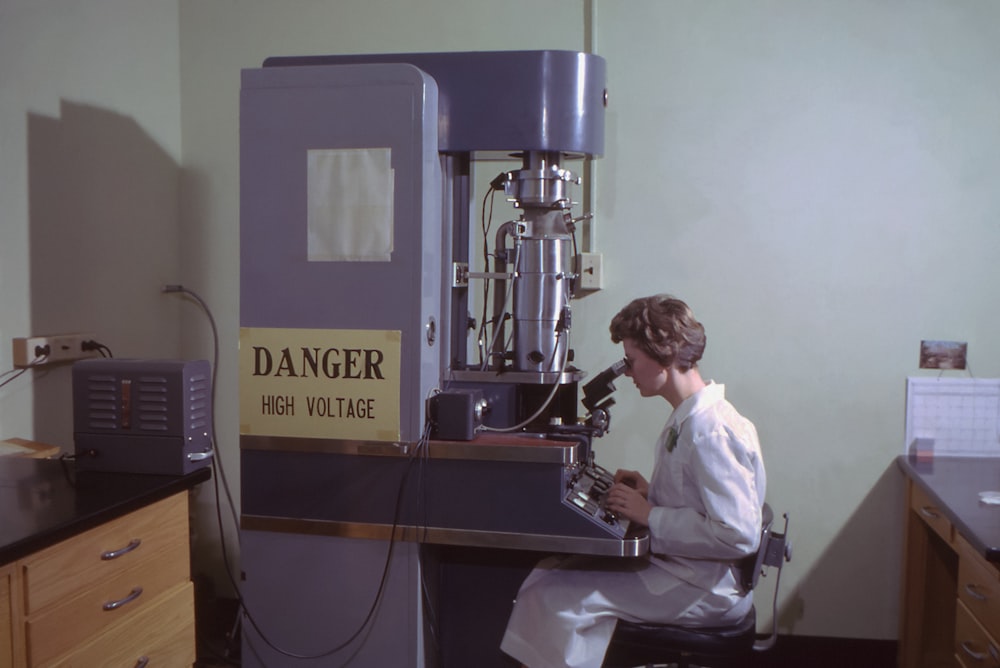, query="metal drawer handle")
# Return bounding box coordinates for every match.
[101,538,141,560]
[919,506,941,520]
[103,586,143,611]
[961,640,987,661]
[966,583,989,601]
[134,657,149,668]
